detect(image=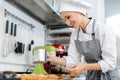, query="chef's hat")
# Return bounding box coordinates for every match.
[59,0,92,15]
